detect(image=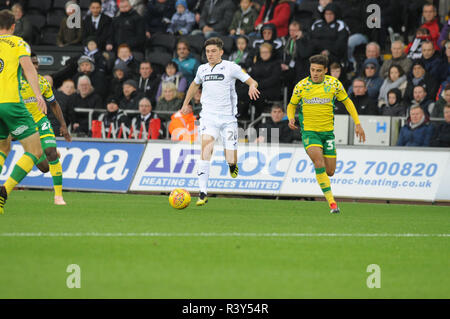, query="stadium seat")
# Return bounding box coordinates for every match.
[27,12,46,30]
[27,0,52,13]
[46,10,66,28]
[52,0,68,11]
[148,33,176,54]
[218,35,234,55]
[185,34,205,55]
[40,26,59,45]
[79,0,91,10]
[146,51,173,71]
